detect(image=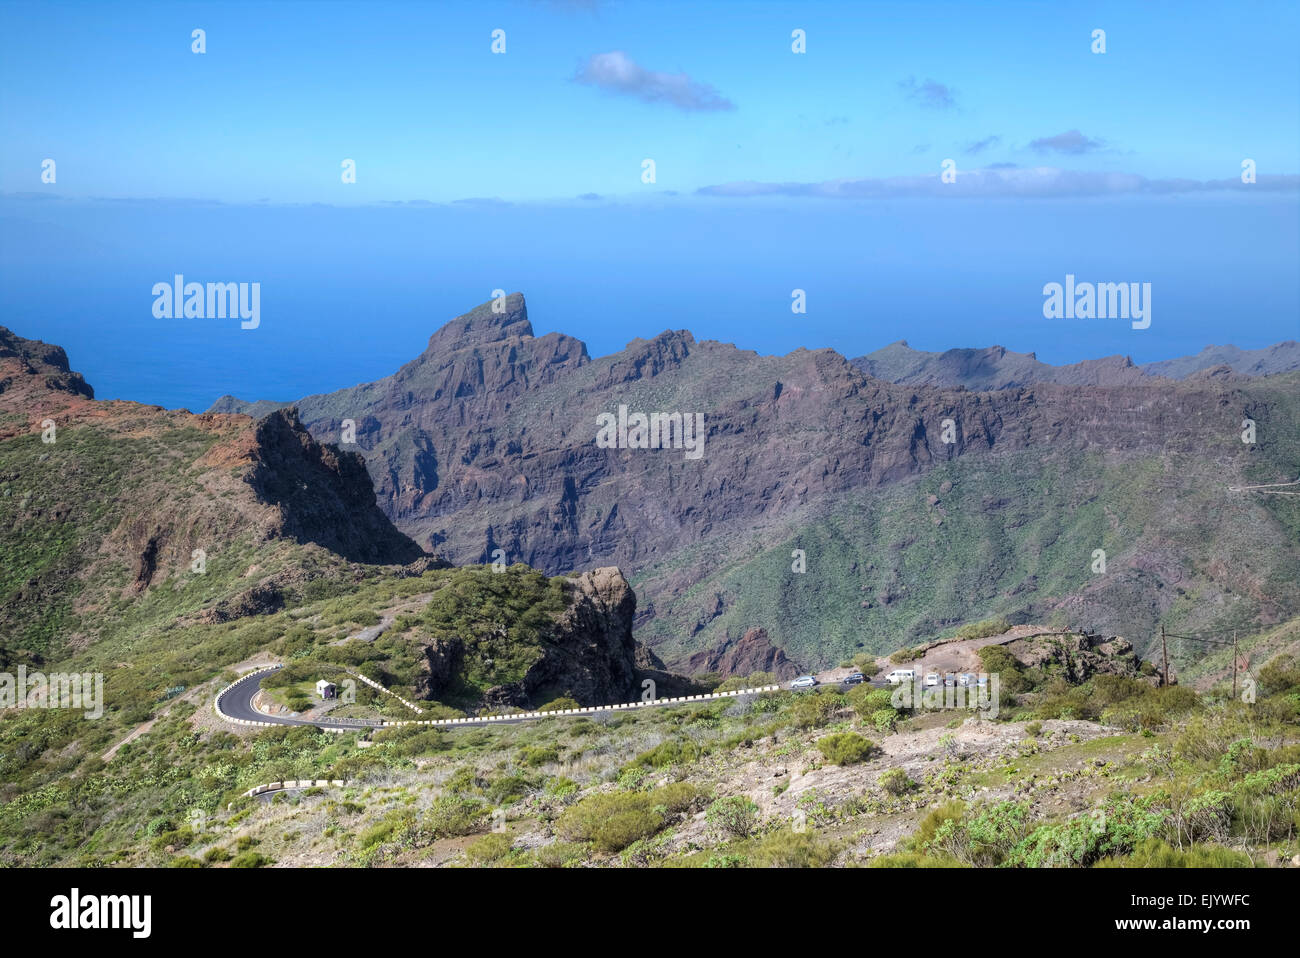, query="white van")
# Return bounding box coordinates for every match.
[885,669,916,685]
